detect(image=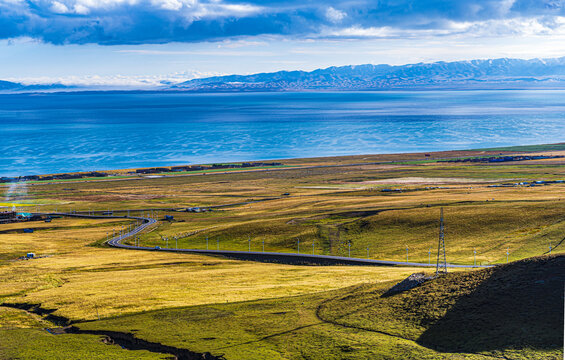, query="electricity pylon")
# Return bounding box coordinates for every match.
[436,207,448,275]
